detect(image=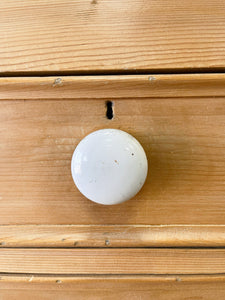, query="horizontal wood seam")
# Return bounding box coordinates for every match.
[2,69,225,77]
